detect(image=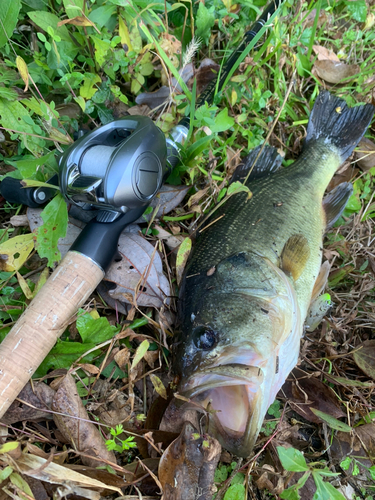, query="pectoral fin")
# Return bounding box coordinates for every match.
[280,234,310,281]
